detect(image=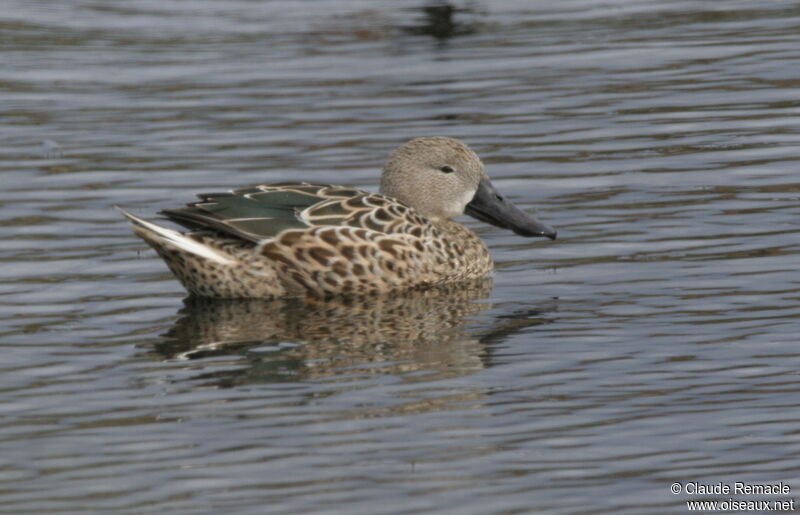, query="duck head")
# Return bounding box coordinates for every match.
[380,137,556,240]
